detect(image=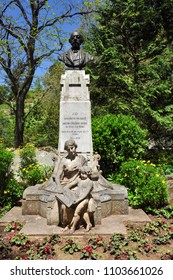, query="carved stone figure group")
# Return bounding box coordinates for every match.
[40,138,97,233]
